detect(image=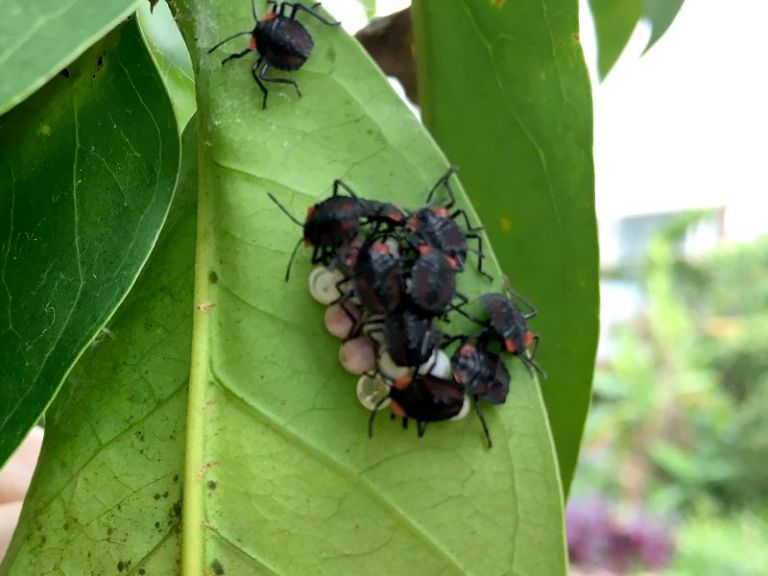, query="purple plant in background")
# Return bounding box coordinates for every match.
[567,496,675,574]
